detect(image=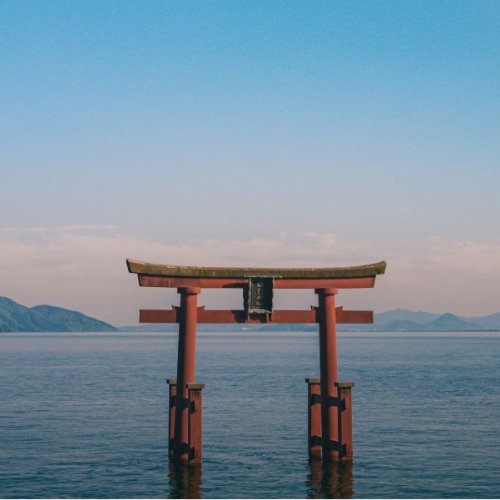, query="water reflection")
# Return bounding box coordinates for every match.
[307,460,353,498]
[168,462,202,499]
